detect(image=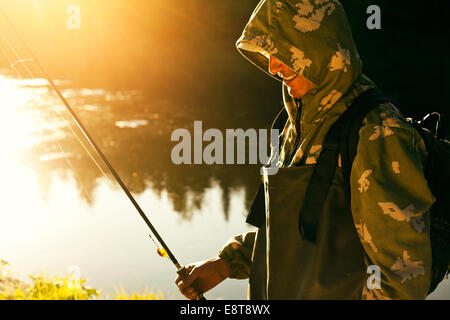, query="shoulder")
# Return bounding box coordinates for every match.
[358,101,428,162]
[361,101,411,134]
